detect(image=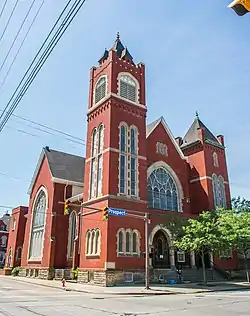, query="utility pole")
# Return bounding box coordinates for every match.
[145,212,150,290]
